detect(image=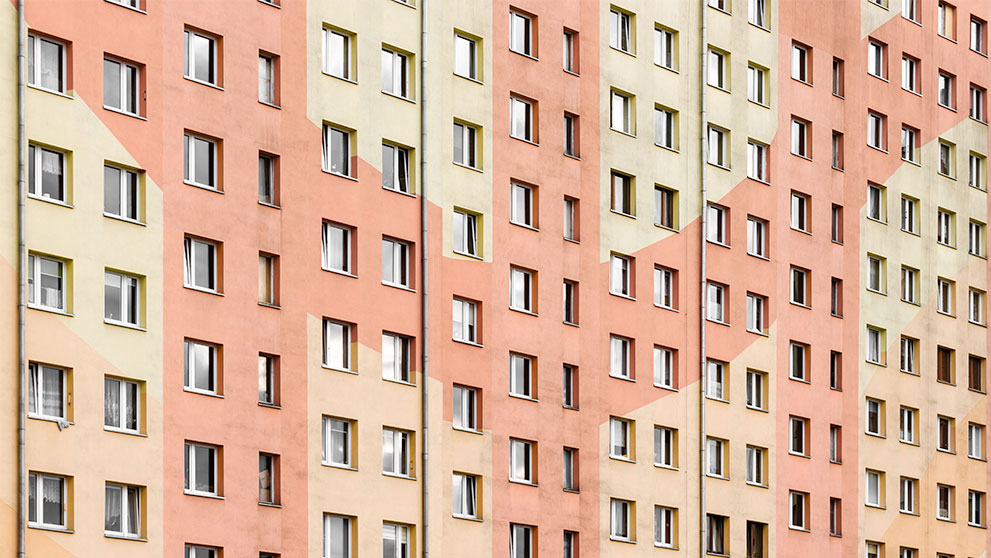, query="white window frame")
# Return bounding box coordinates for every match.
[900,477,916,514]
[104,164,140,222]
[323,513,352,558]
[970,288,985,324]
[322,124,352,178]
[654,267,673,309]
[382,332,412,383]
[183,237,217,293]
[454,33,478,80]
[183,133,218,190]
[452,298,477,344]
[381,237,411,289]
[510,182,535,228]
[970,153,985,189]
[27,472,66,529]
[381,47,410,99]
[321,222,352,275]
[791,118,809,157]
[509,353,535,399]
[791,44,809,83]
[610,90,632,134]
[27,362,66,421]
[104,270,140,327]
[706,282,725,323]
[789,416,808,455]
[707,125,728,167]
[866,398,883,435]
[509,438,534,483]
[322,416,352,467]
[183,29,217,85]
[706,437,725,477]
[452,473,478,519]
[609,254,632,297]
[746,445,765,485]
[610,417,632,460]
[104,376,140,434]
[655,506,675,548]
[510,524,534,558]
[937,484,953,520]
[706,360,726,401]
[183,339,217,395]
[938,72,954,109]
[509,267,534,313]
[747,216,767,258]
[609,335,632,380]
[27,32,66,93]
[867,40,885,79]
[382,143,411,194]
[866,470,882,507]
[322,27,352,80]
[609,498,634,541]
[706,203,727,244]
[654,27,675,70]
[790,192,809,232]
[323,319,353,372]
[509,11,533,57]
[654,106,675,149]
[901,55,918,93]
[747,139,768,181]
[746,293,765,334]
[453,121,478,168]
[866,327,883,365]
[746,369,765,410]
[654,425,675,468]
[900,407,917,444]
[104,482,141,538]
[708,48,727,89]
[867,112,885,150]
[790,267,808,306]
[510,96,534,142]
[609,9,633,54]
[184,442,218,497]
[382,427,413,478]
[104,57,140,115]
[27,144,67,203]
[452,385,478,432]
[900,337,917,374]
[969,423,985,459]
[453,209,478,257]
